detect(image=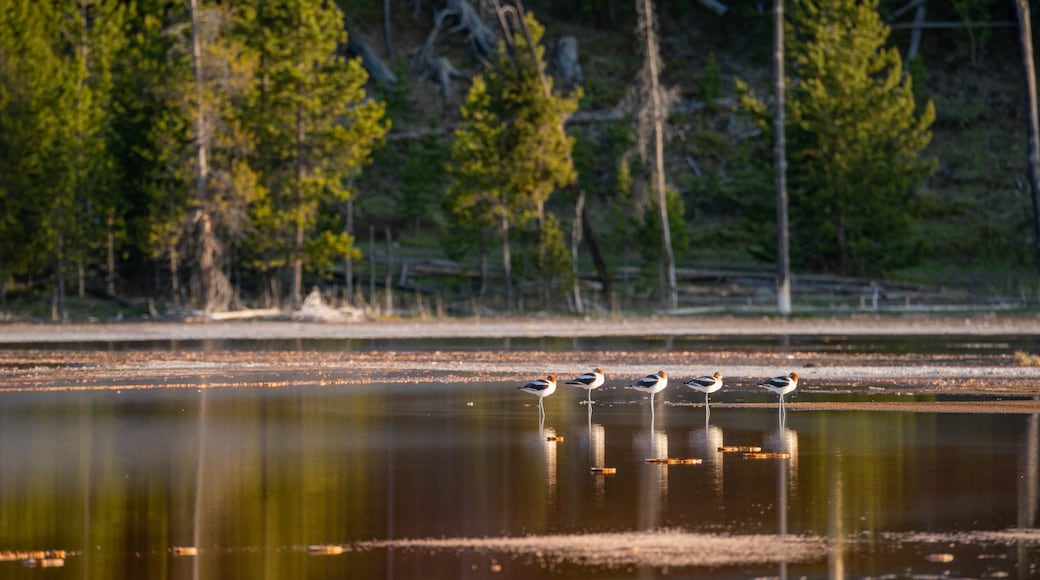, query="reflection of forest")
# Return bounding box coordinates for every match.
[0,387,1037,577]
